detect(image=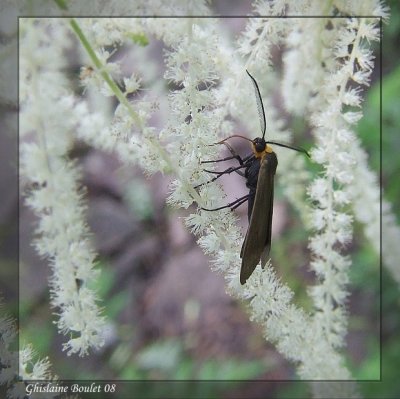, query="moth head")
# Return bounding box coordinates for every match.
[252,137,266,154]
